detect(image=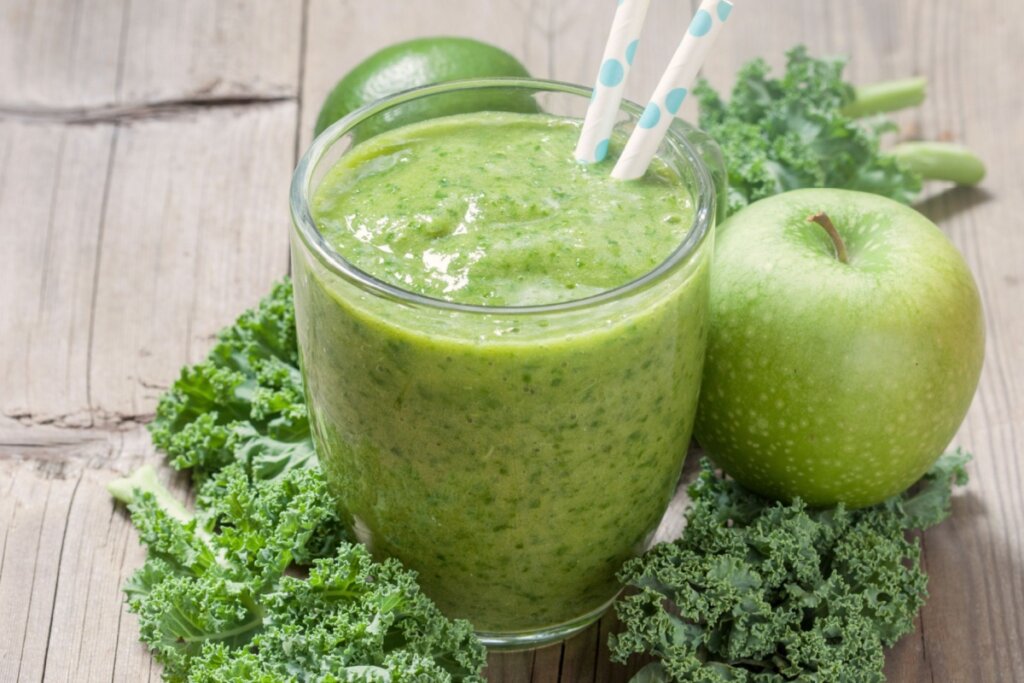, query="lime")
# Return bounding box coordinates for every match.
[314,37,539,140]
